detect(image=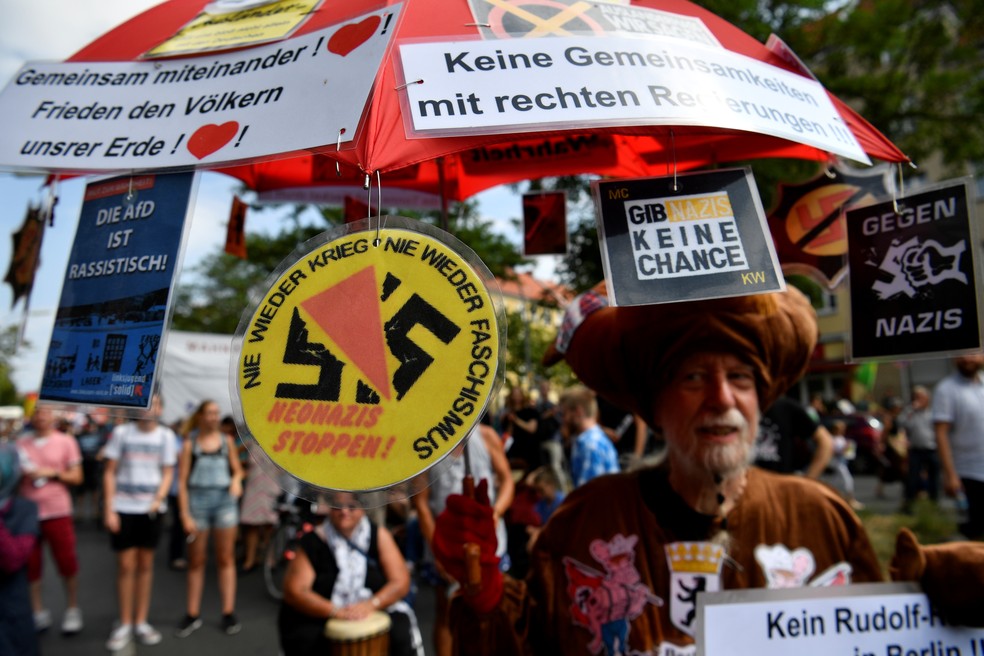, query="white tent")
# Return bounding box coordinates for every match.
[0,406,25,420]
[159,331,235,426]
